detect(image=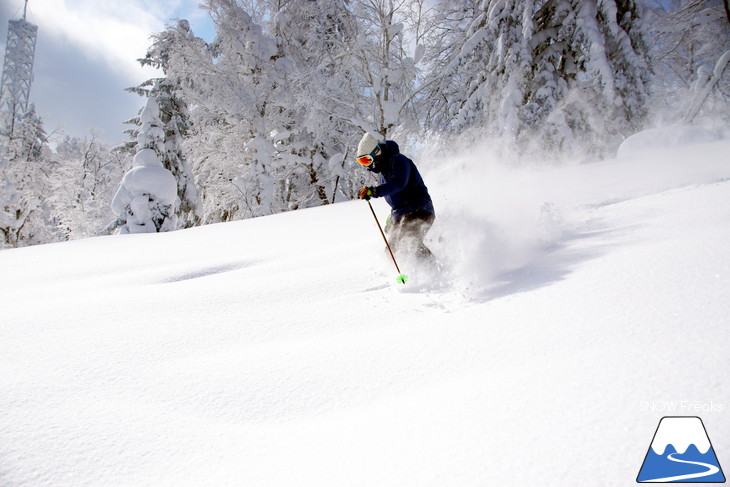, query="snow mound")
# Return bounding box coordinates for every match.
[133,148,165,168]
[112,165,178,212]
[617,125,725,157]
[139,99,161,129]
[110,149,179,234]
